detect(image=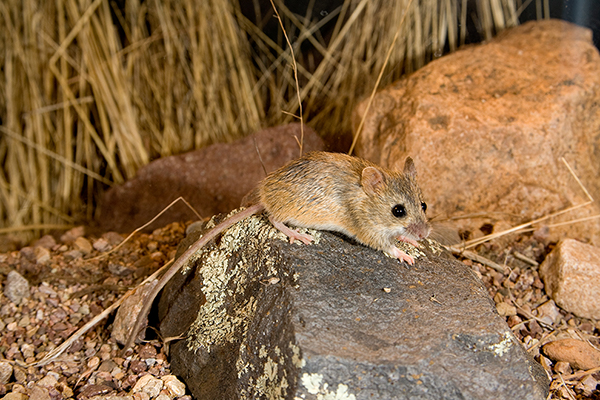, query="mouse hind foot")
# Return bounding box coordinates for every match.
[269,216,314,245]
